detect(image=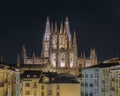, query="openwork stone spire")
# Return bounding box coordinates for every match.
[44,16,51,40]
[60,21,63,34]
[65,16,71,41]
